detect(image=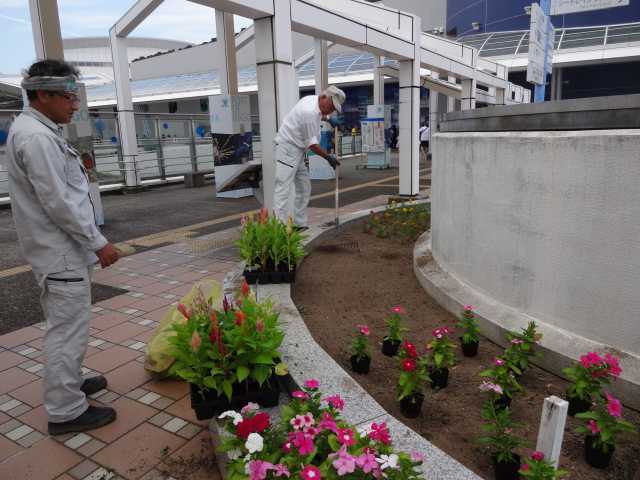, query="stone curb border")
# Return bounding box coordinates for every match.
[413,231,640,411]
[211,200,483,480]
